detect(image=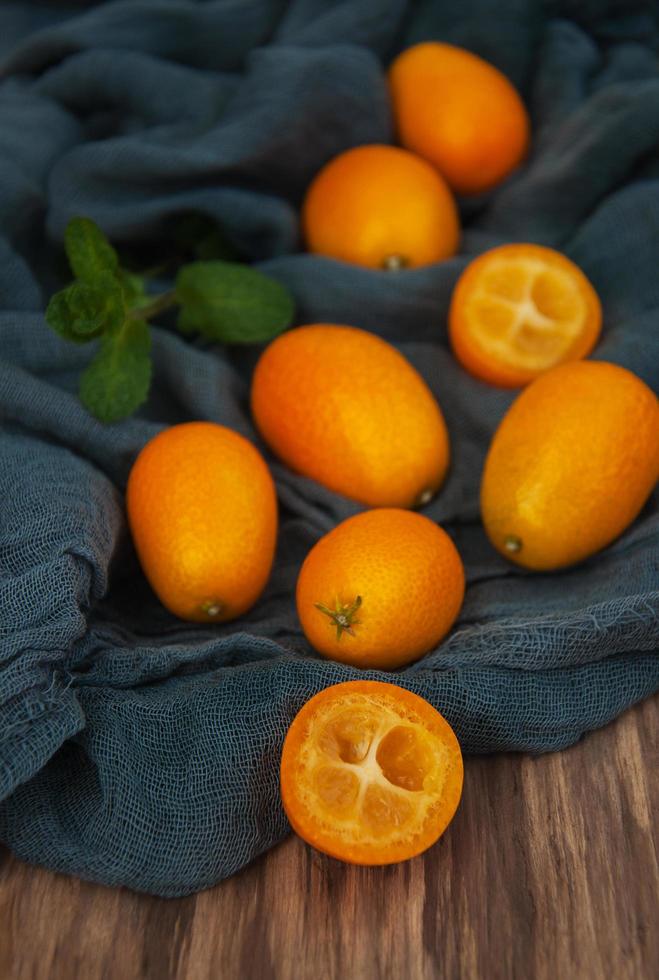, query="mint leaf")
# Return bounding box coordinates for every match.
[65,217,119,282]
[46,274,125,343]
[117,269,147,309]
[79,318,151,422]
[176,261,294,343]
